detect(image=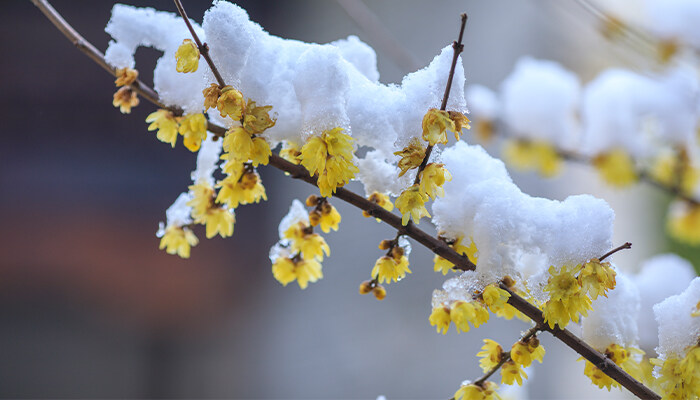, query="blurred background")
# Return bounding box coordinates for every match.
[1,0,694,398]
